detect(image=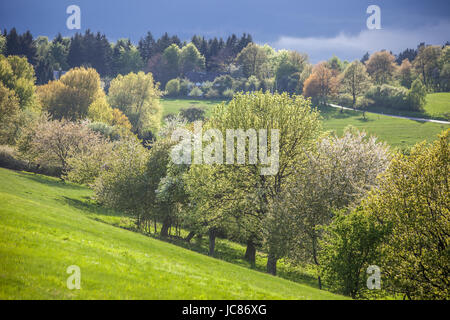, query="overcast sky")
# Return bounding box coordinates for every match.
[1,0,449,62]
